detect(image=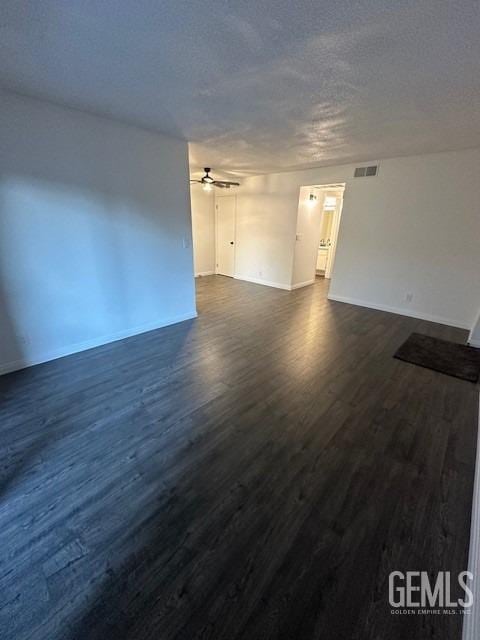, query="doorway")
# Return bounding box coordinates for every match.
[291,183,345,289]
[315,184,345,279]
[215,195,236,277]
